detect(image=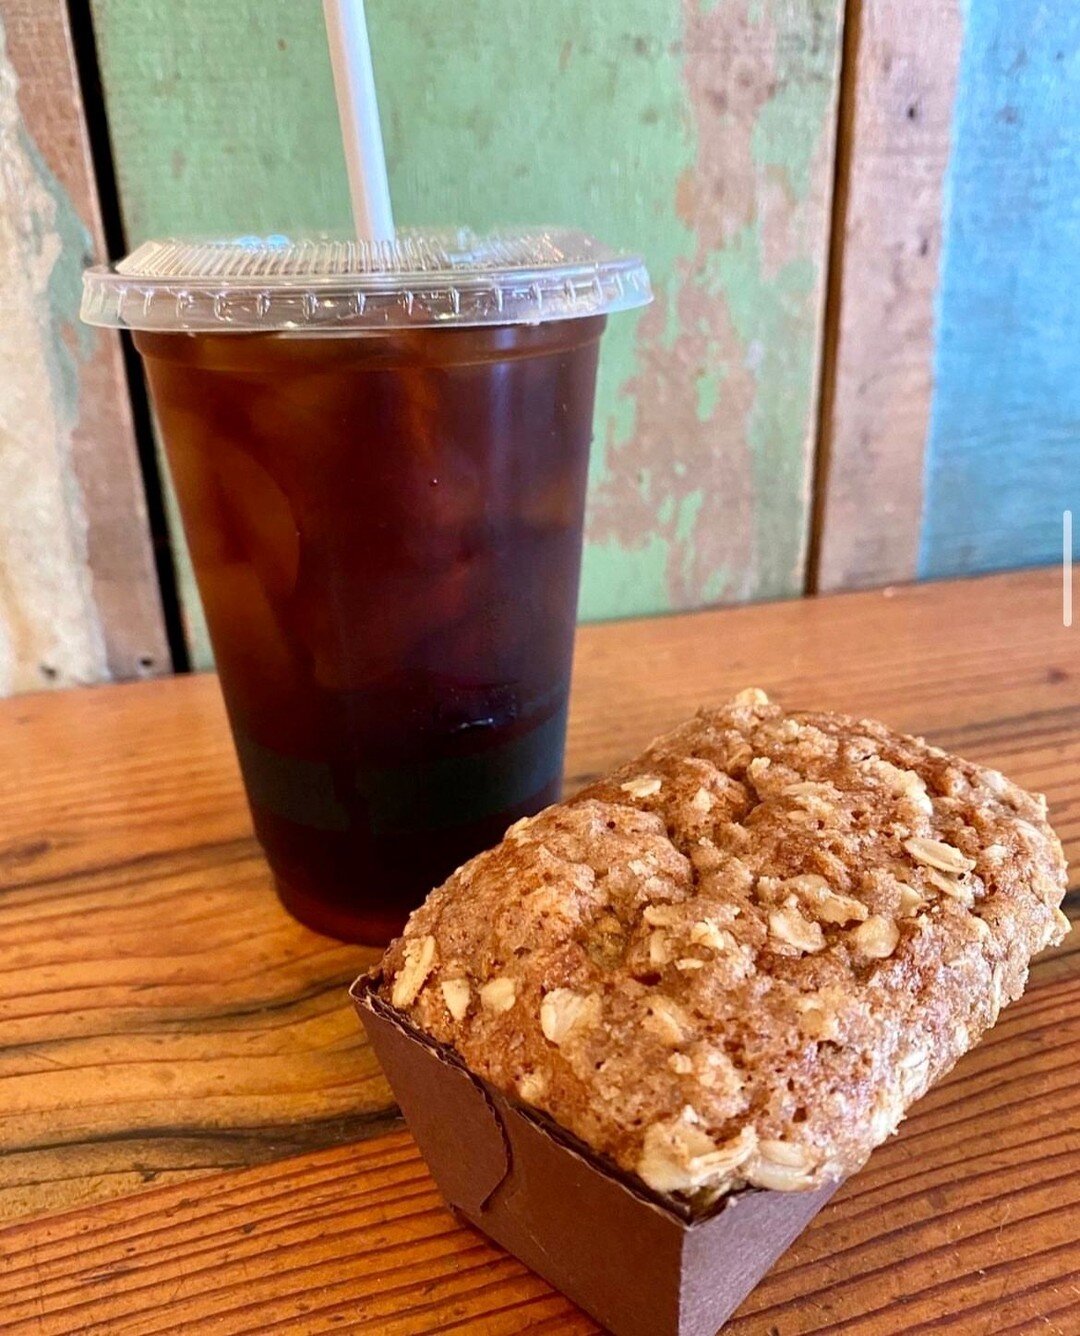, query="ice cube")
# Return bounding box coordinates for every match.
[295,553,475,694]
[211,440,300,602]
[197,560,317,753]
